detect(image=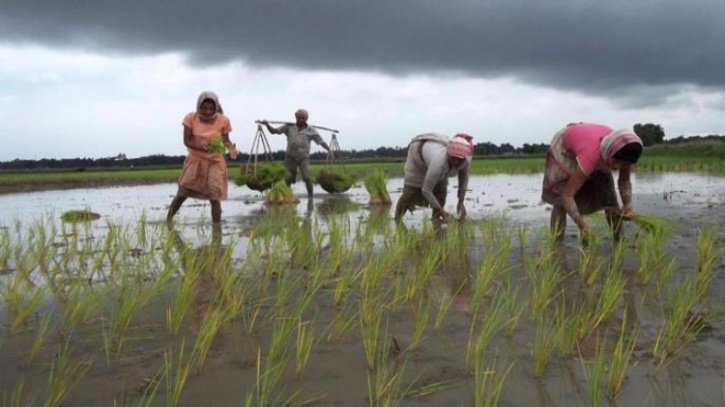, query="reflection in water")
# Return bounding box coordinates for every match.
[167,224,229,331]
